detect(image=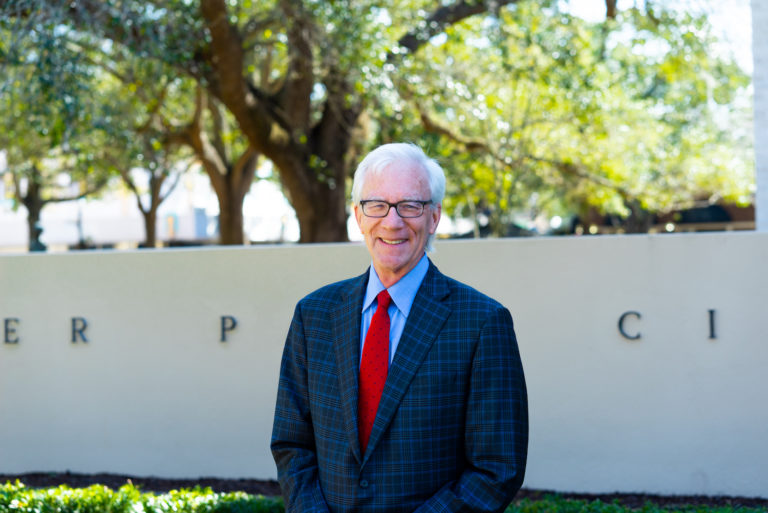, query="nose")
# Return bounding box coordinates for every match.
[381,204,405,228]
